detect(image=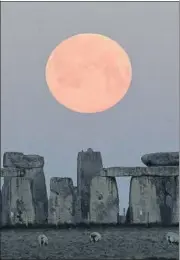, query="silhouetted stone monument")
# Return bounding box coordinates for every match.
[48,177,74,224]
[1,152,48,225]
[77,148,103,223]
[90,176,119,223]
[1,150,179,226]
